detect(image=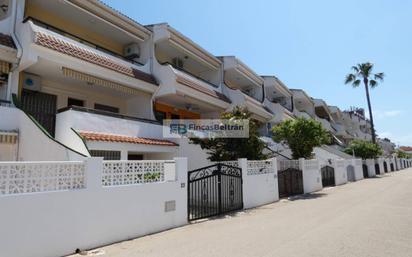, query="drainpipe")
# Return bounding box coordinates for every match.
[10,0,23,68]
[7,0,23,102]
[149,34,162,120]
